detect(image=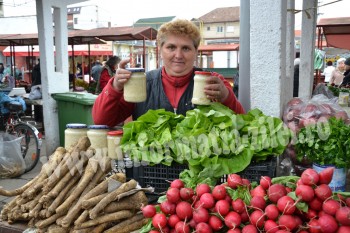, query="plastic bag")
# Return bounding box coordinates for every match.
[0,133,25,178]
[29,85,42,100]
[282,94,350,175]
